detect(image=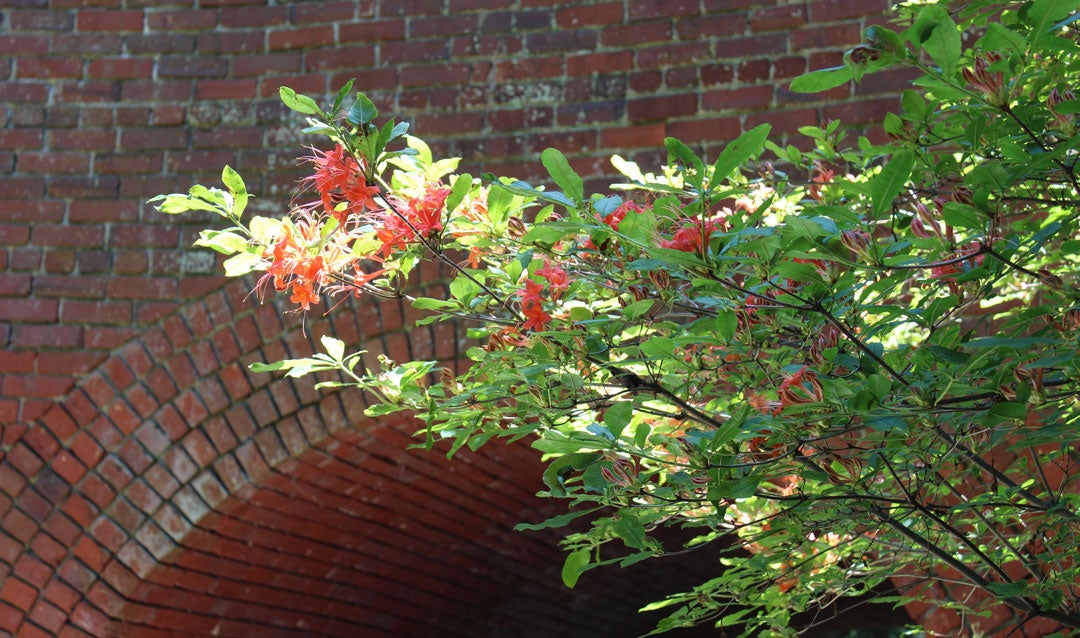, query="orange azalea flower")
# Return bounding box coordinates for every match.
[536,260,569,299]
[518,279,551,331]
[374,183,450,257]
[598,200,643,231]
[659,217,722,254]
[808,162,835,201]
